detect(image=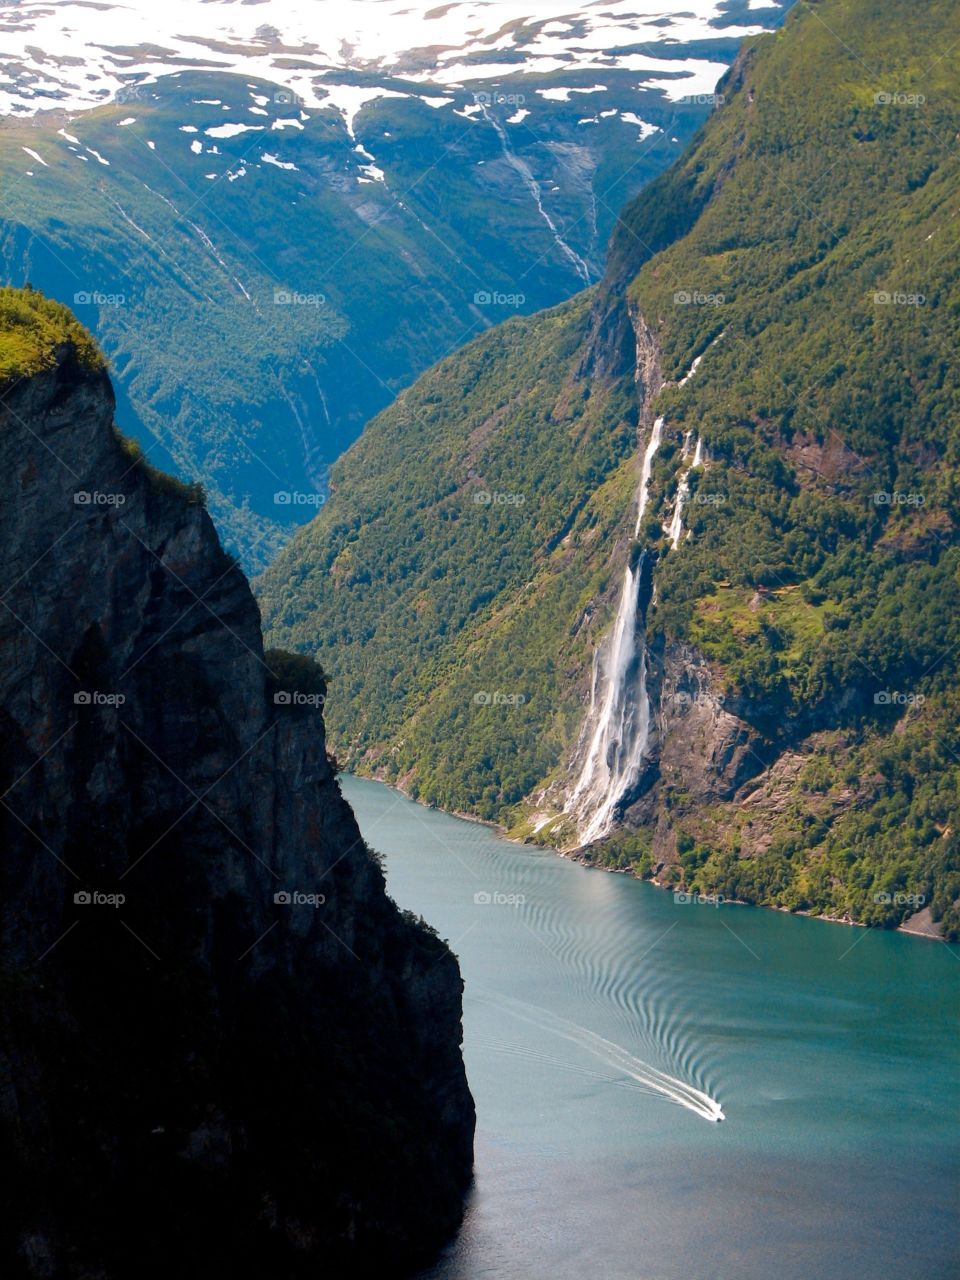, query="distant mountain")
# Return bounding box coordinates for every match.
[0,0,791,566]
[257,0,960,937]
